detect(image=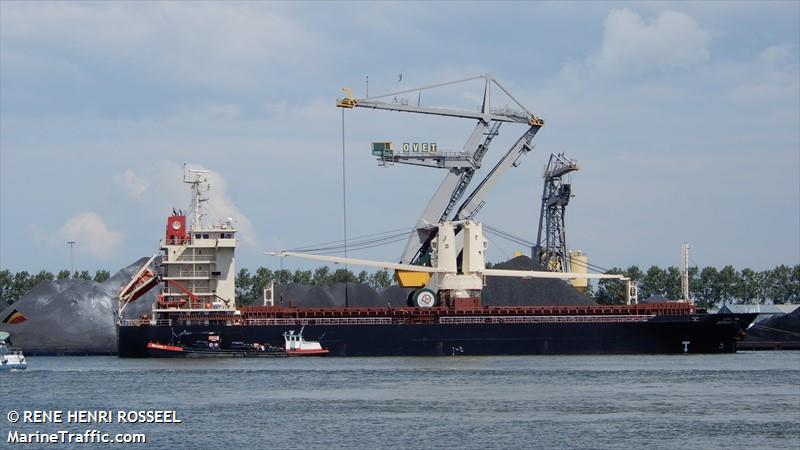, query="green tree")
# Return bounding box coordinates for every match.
[235,268,252,304]
[10,271,34,303]
[56,270,71,280]
[0,269,12,304]
[753,269,772,304]
[292,269,312,285]
[696,266,720,308]
[665,266,681,300]
[789,265,800,304]
[625,265,643,284]
[331,268,357,283]
[640,266,667,299]
[33,270,54,285]
[717,265,738,304]
[768,265,794,304]
[93,270,111,283]
[369,270,392,289]
[596,267,626,304]
[357,270,369,284]
[735,268,759,304]
[274,269,293,284]
[76,270,92,280]
[312,266,331,286]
